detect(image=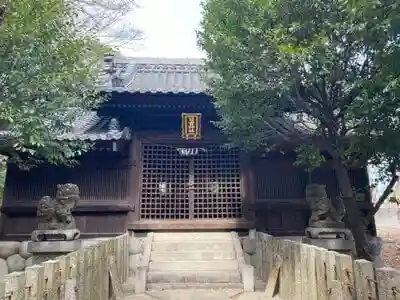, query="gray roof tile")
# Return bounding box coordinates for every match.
[56,112,131,141]
[101,57,207,94]
[0,112,131,143]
